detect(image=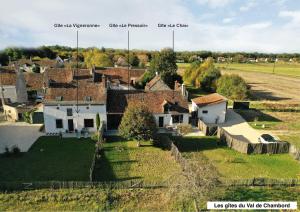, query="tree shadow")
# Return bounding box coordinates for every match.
[174,137,221,153]
[94,136,142,182]
[235,109,282,123]
[249,89,291,101]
